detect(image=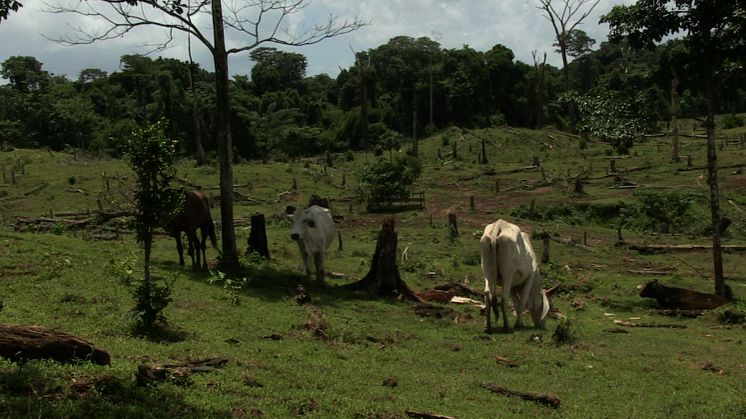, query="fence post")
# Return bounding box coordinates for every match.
[469,195,475,212]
